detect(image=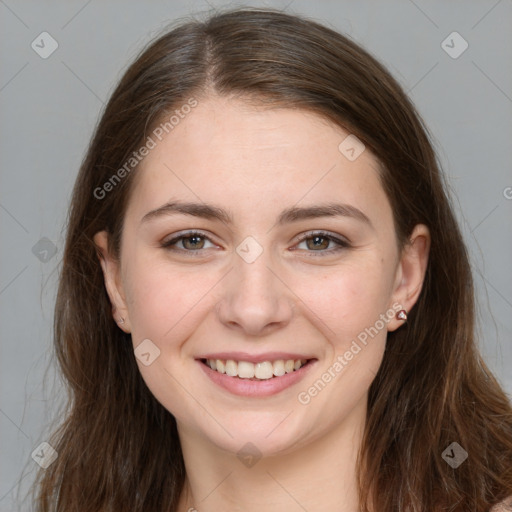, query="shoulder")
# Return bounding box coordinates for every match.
[490,496,512,511]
